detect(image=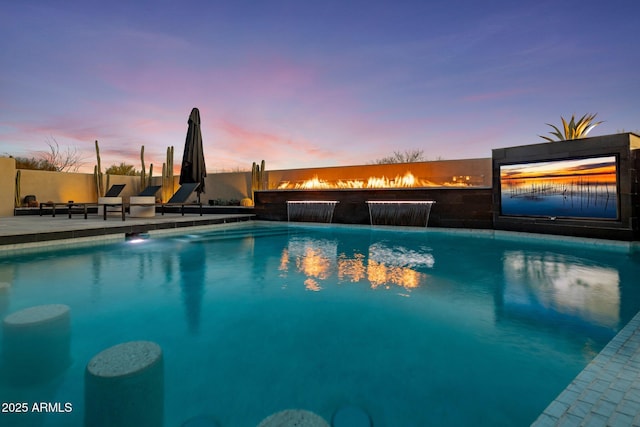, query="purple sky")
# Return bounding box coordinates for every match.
[1,0,639,173]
